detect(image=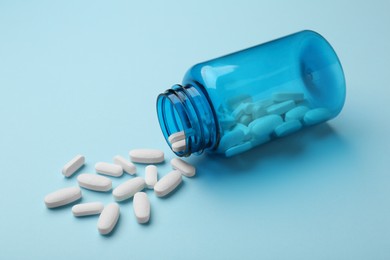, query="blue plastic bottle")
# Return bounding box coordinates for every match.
[156,30,346,157]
